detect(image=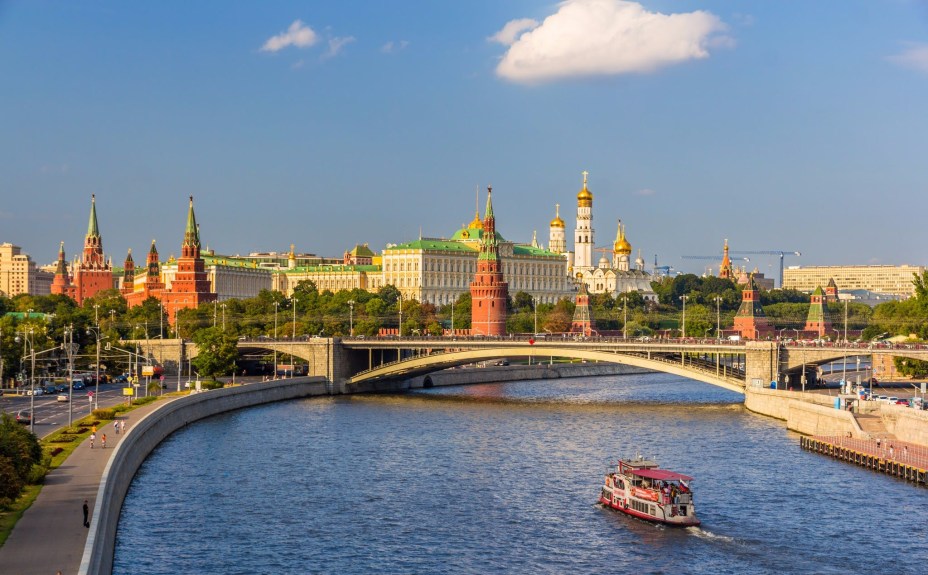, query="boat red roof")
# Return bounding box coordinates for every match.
[628,468,693,481]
